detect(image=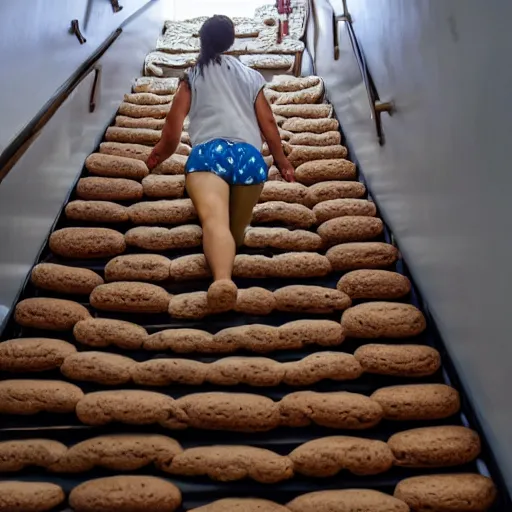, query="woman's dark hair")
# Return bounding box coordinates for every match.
[195,15,235,74]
